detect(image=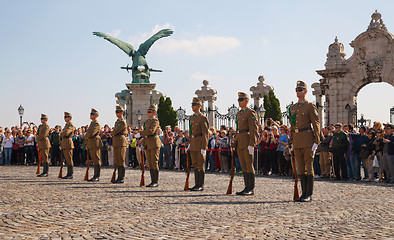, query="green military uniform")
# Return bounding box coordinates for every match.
[60,112,76,179]
[111,106,128,183]
[289,81,320,202]
[86,108,103,181]
[37,114,51,177]
[140,104,161,187]
[189,97,209,191]
[233,92,258,195]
